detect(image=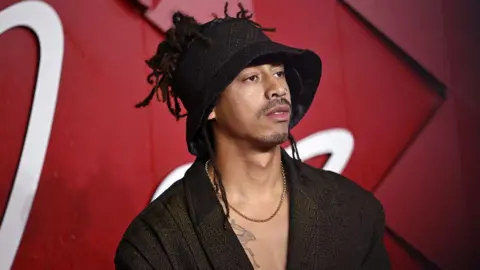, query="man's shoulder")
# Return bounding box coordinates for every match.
[115,179,201,268]
[121,179,188,241]
[298,161,383,212]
